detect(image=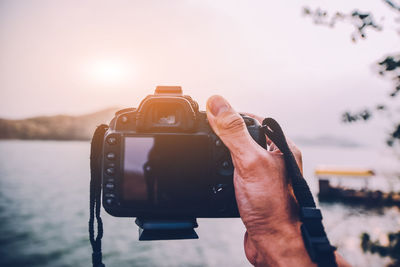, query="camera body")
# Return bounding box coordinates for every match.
[101,86,266,219]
